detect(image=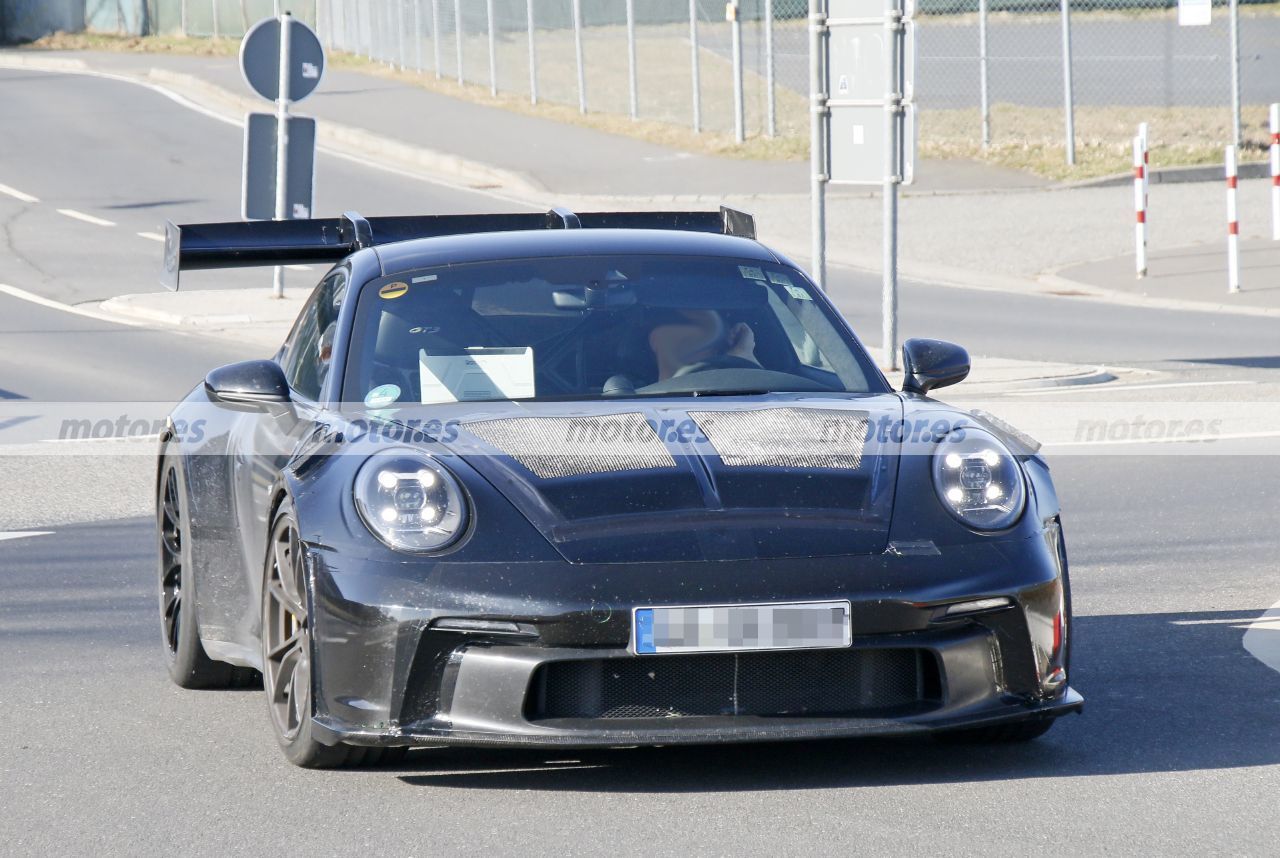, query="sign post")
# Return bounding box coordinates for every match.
[240,13,325,297]
[822,0,916,370]
[273,12,292,298]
